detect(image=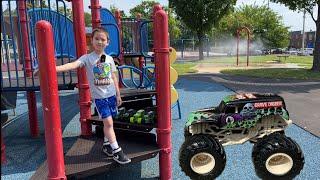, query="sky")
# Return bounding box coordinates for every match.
[82,0,317,32]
